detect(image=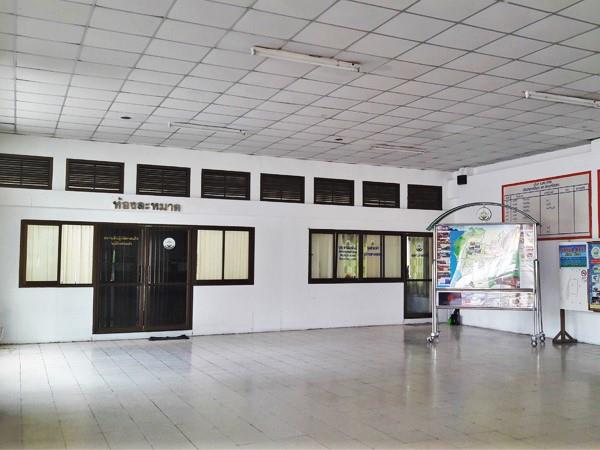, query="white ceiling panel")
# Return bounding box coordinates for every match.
[79,46,138,67]
[17,17,84,43]
[398,44,466,66]
[83,29,150,53]
[317,1,397,31]
[563,28,600,52]
[477,35,549,59]
[17,0,92,25]
[516,15,595,42]
[234,10,308,39]
[156,20,226,47]
[253,0,336,20]
[407,0,494,21]
[347,34,417,58]
[428,24,503,51]
[523,45,593,66]
[376,13,453,41]
[465,2,547,33]
[90,7,162,36]
[293,23,365,49]
[96,0,174,16]
[560,0,600,24]
[168,0,245,28]
[145,39,210,62]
